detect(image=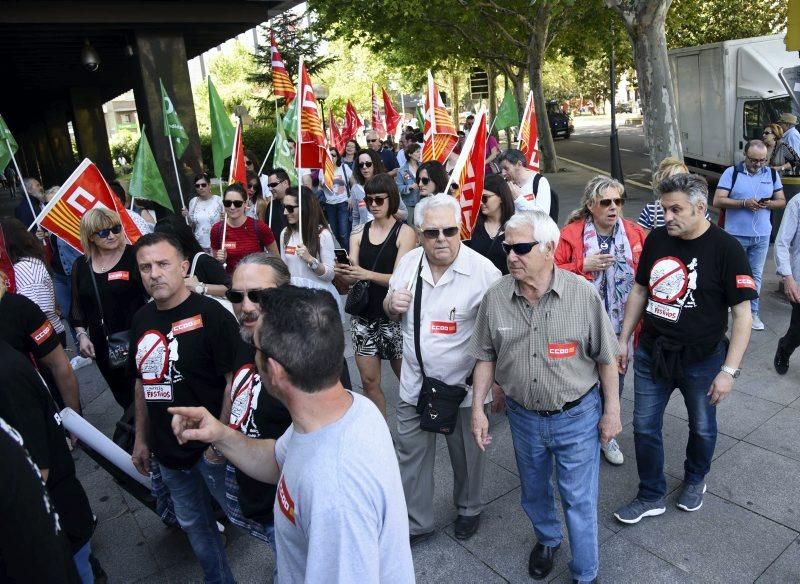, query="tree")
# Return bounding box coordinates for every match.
[667,0,787,48]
